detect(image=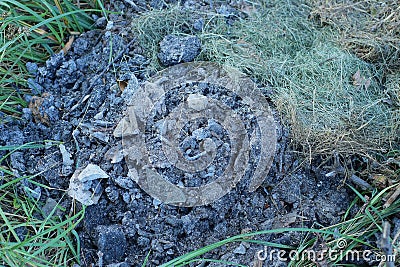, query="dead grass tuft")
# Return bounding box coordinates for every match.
[310,0,400,71]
